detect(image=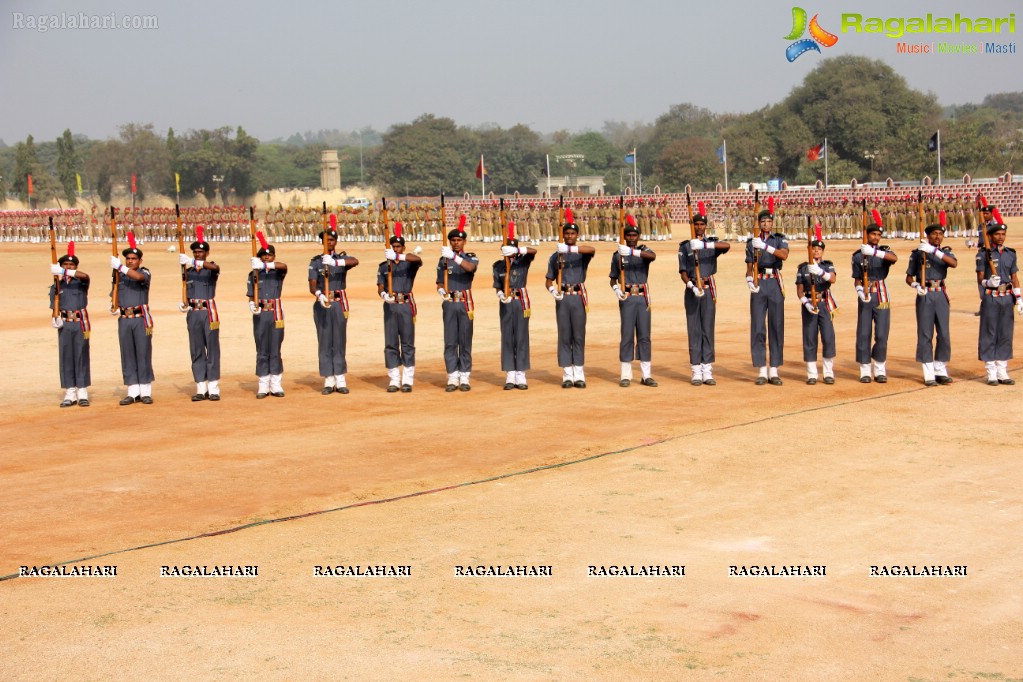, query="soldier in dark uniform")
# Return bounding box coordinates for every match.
[438,226,479,391]
[745,210,789,385]
[976,222,1021,385]
[248,242,288,398]
[905,221,957,386]
[179,230,222,400]
[110,234,155,404]
[679,211,730,385]
[795,235,838,385]
[852,219,898,382]
[378,226,423,392]
[308,229,358,394]
[545,216,596,387]
[494,238,537,389]
[49,247,91,407]
[610,219,657,387]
